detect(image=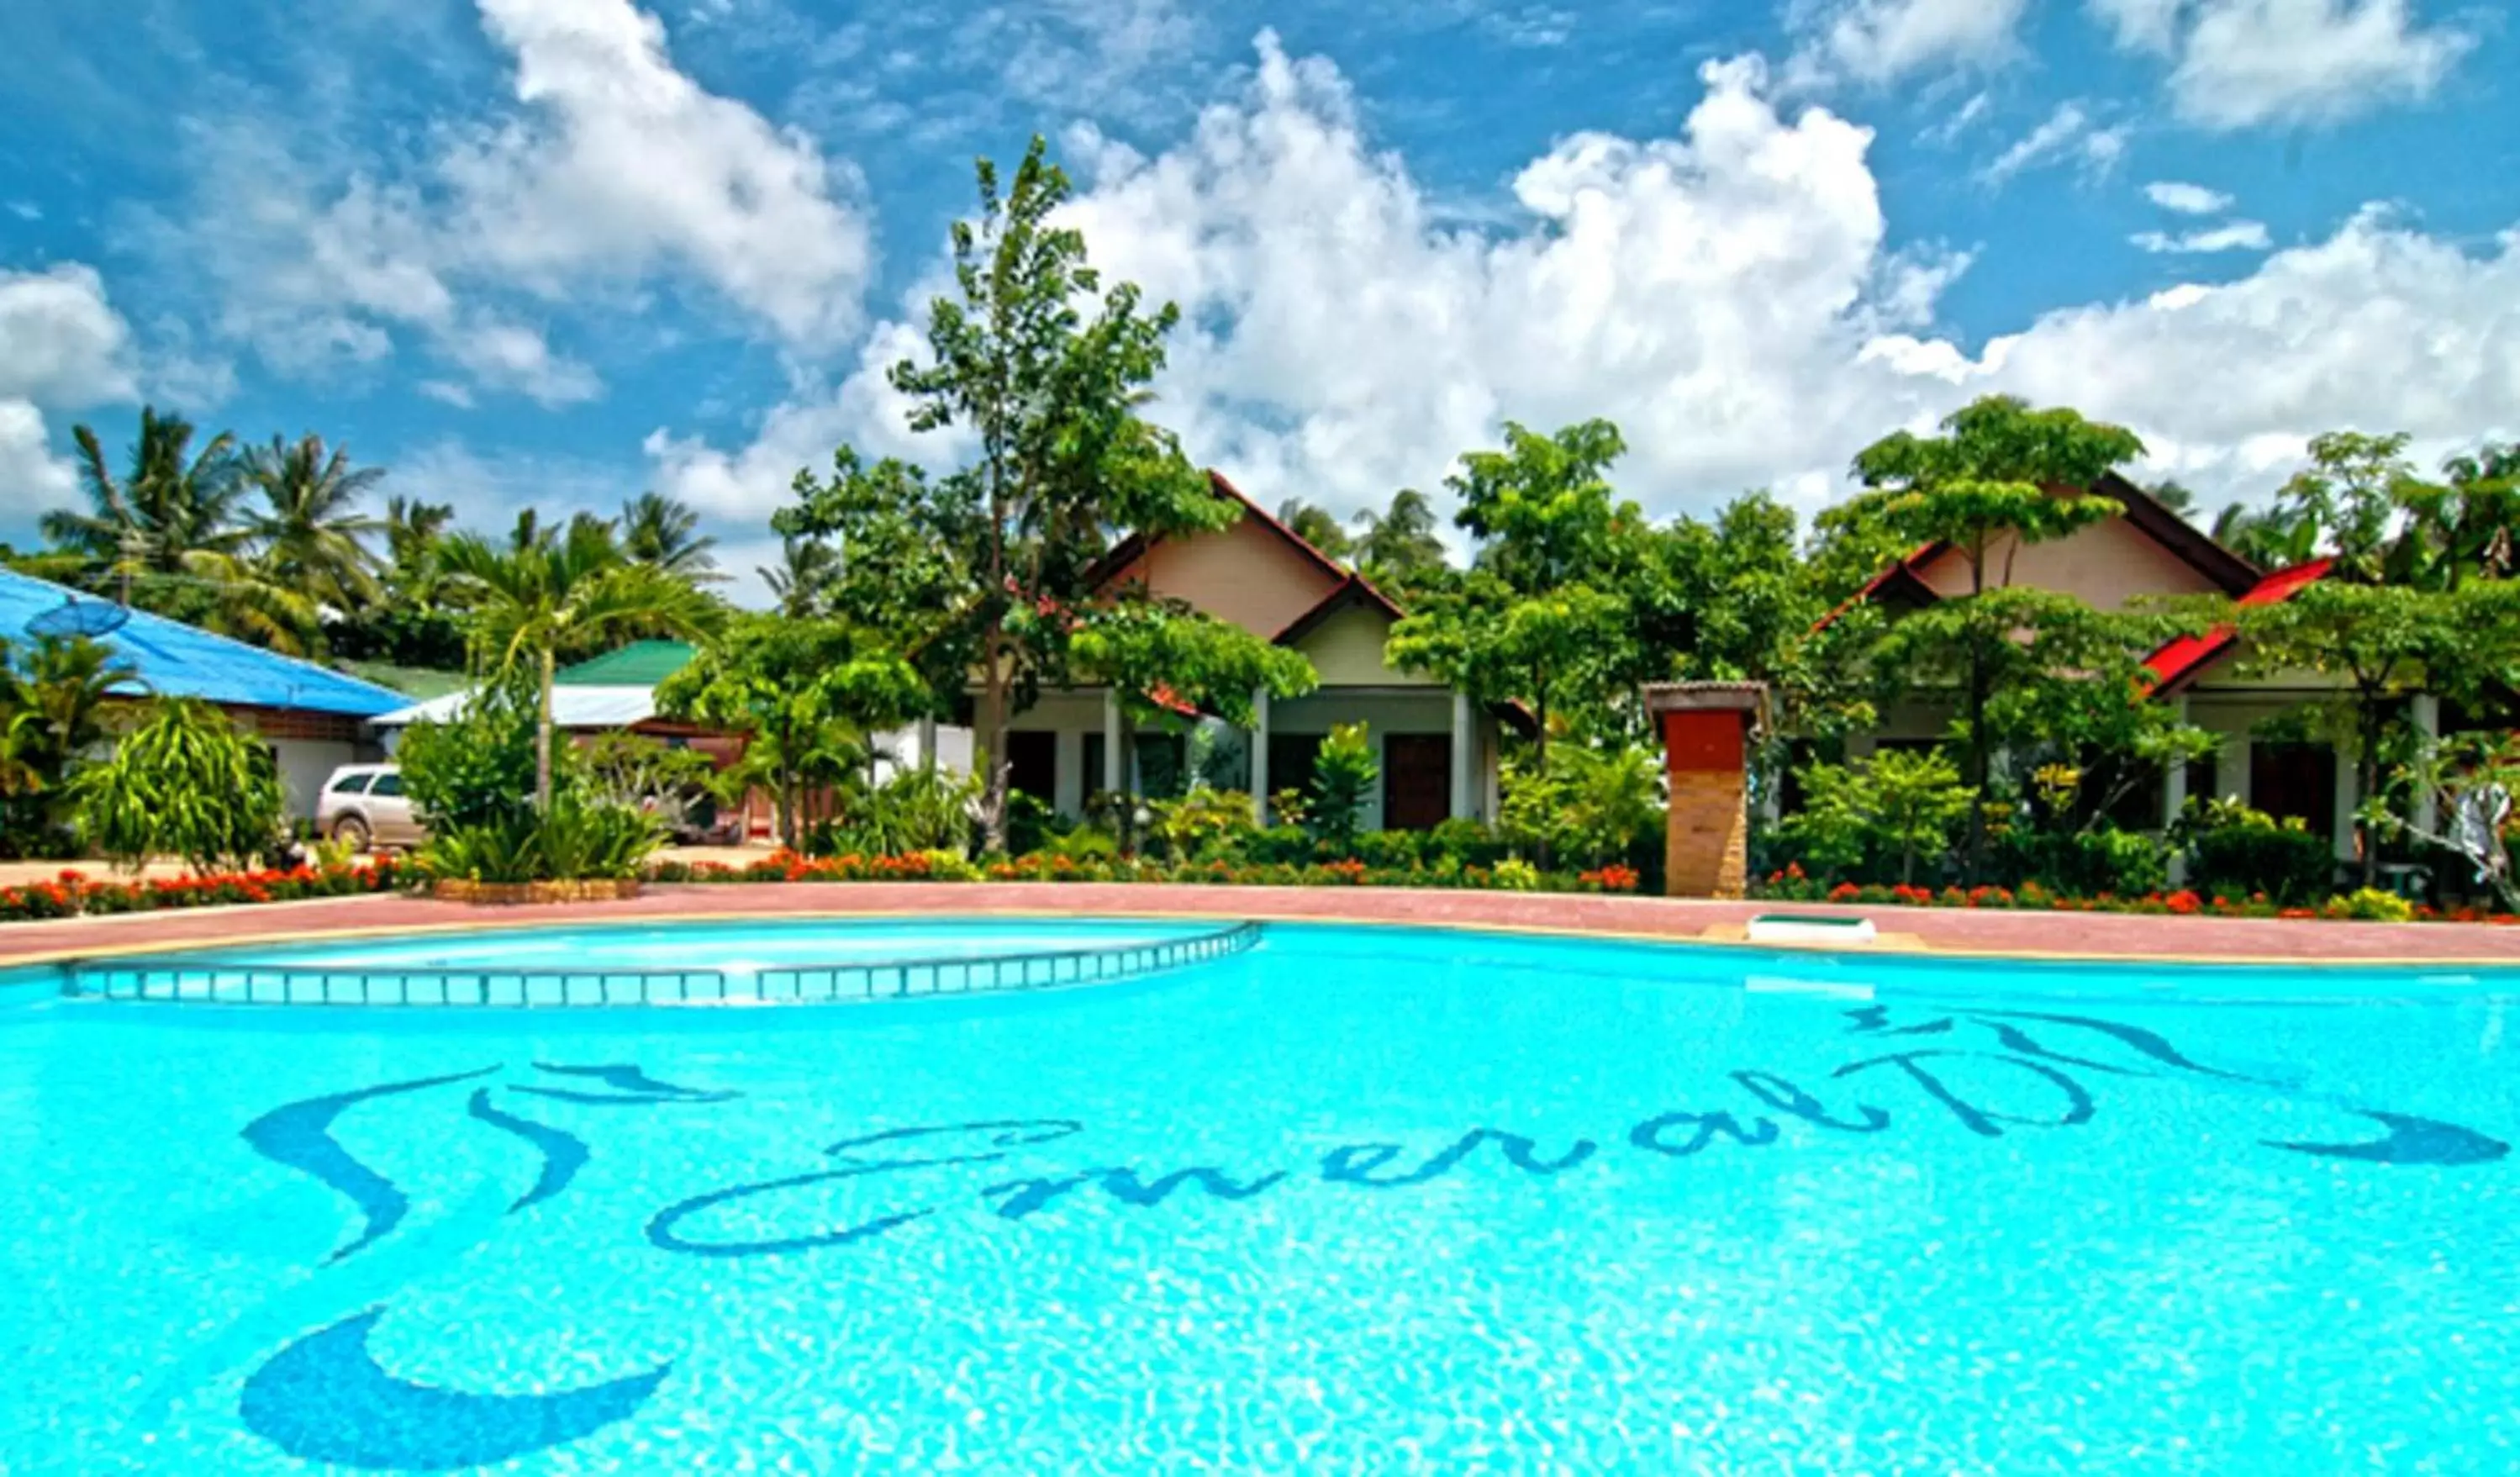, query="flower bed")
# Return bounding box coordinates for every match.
[0,860,403,922]
[1753,866,2519,926]
[647,850,1643,894]
[430,878,642,906]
